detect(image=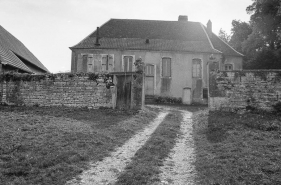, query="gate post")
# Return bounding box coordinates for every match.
[141,66,145,109]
